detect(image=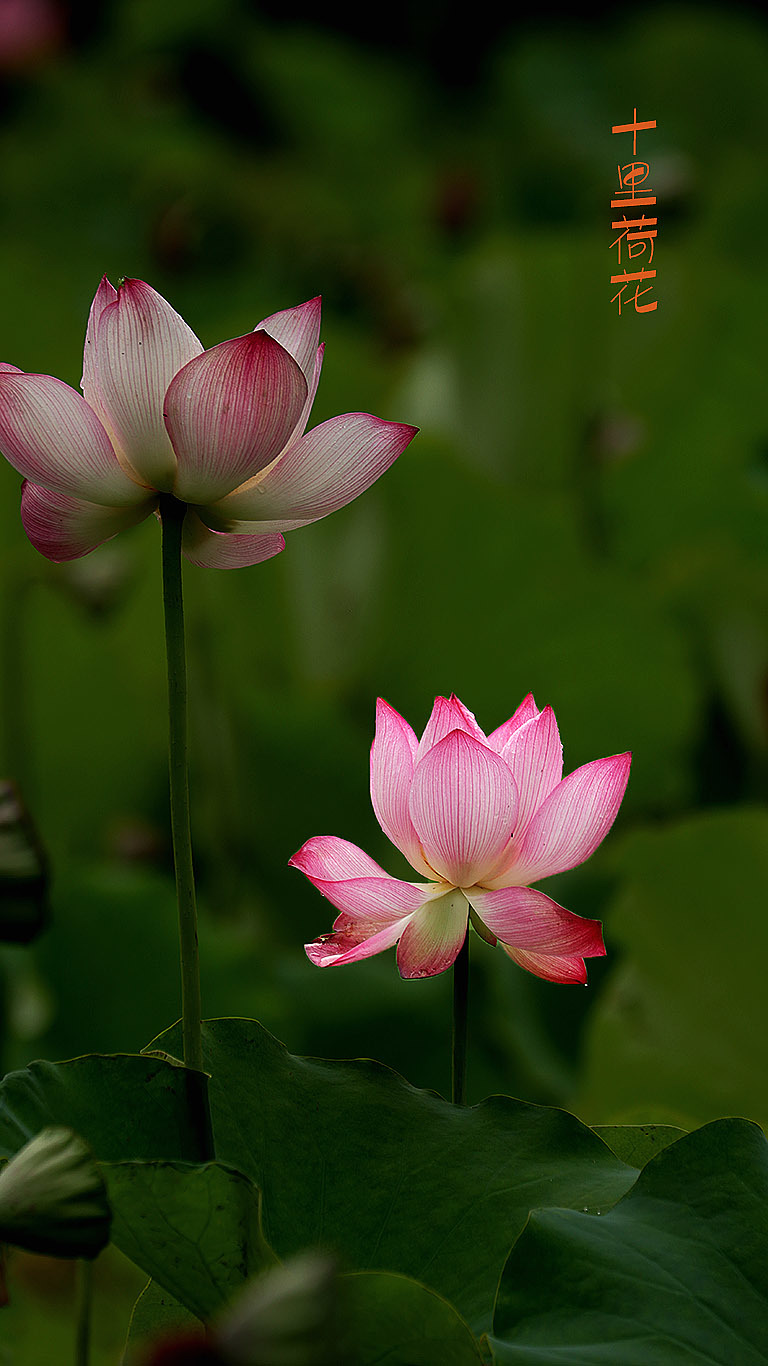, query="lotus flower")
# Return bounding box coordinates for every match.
[293,694,631,983]
[0,278,416,567]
